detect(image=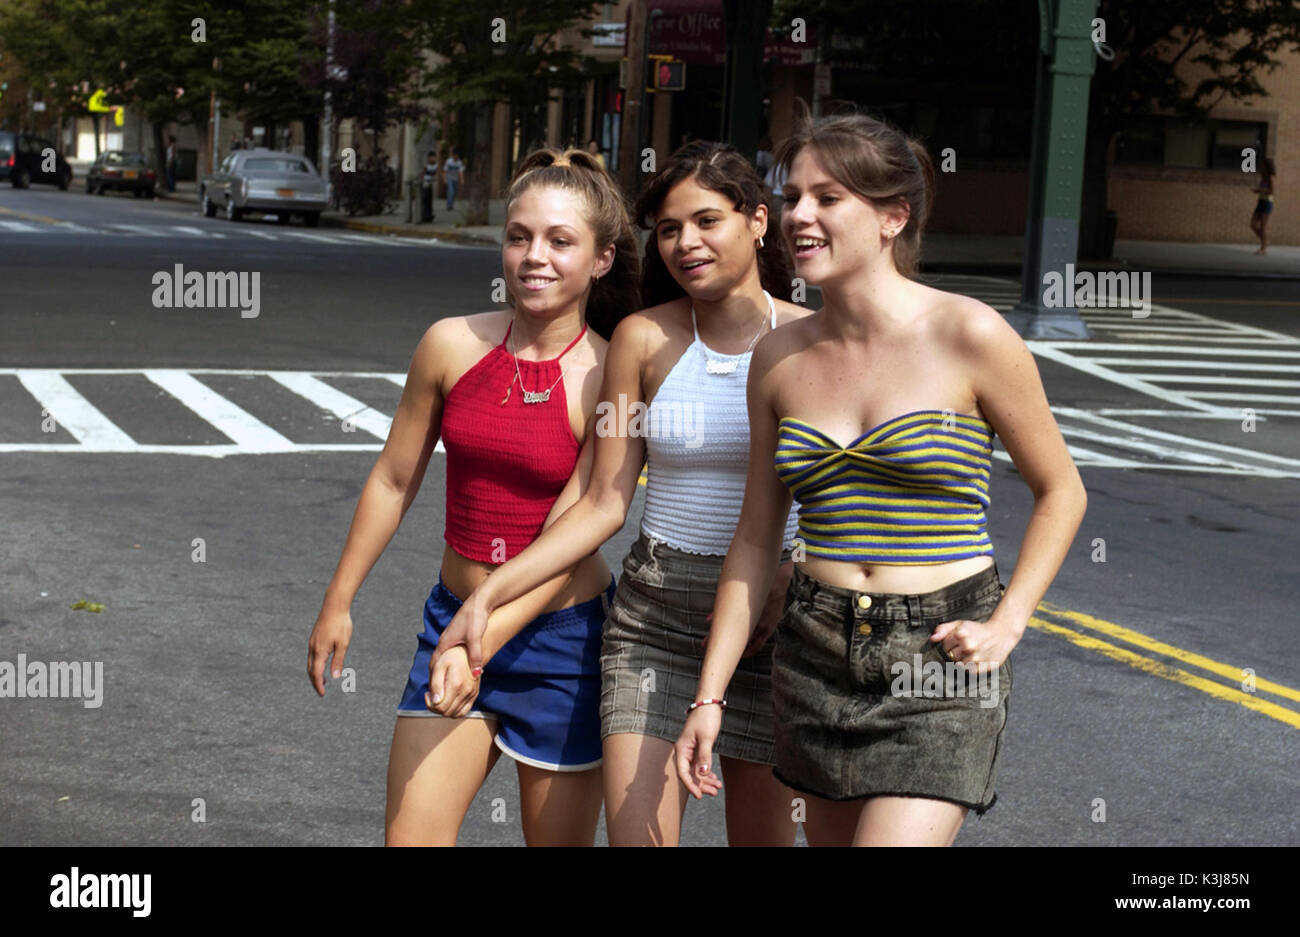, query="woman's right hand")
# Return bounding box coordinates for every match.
[308,605,353,696]
[675,705,724,799]
[431,590,493,673]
